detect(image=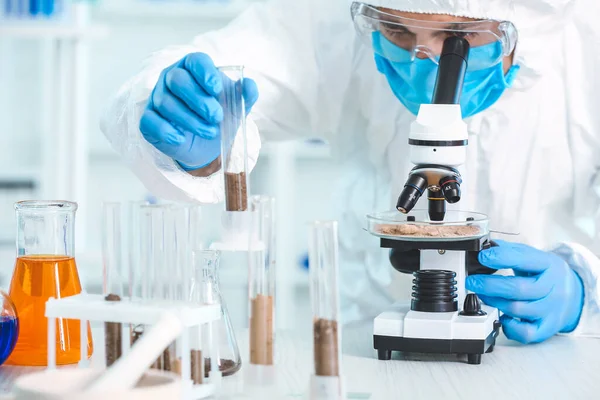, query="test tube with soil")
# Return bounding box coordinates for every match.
[308,221,344,399]
[219,66,249,212]
[102,202,126,367]
[164,204,200,375]
[164,206,181,373]
[126,201,148,350]
[138,205,171,370]
[248,196,276,366]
